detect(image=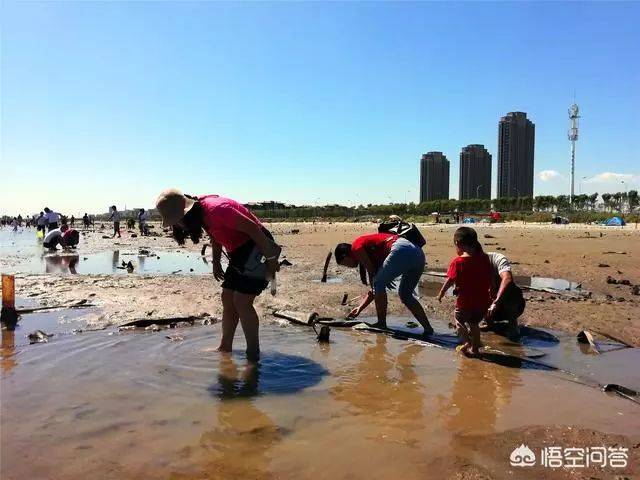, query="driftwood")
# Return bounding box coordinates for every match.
[16,300,94,314]
[120,313,210,328]
[321,251,332,283]
[272,310,318,325]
